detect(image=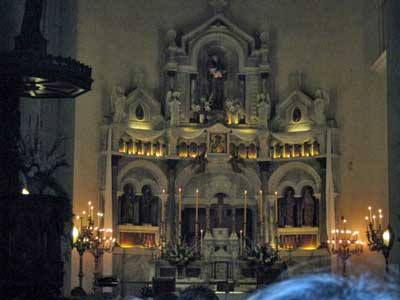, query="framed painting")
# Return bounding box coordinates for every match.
[209,133,227,154]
